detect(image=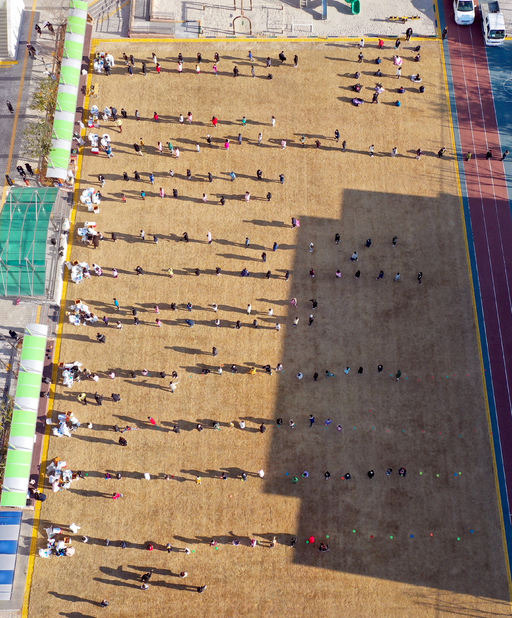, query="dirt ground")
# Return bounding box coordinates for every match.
[28,40,511,617]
